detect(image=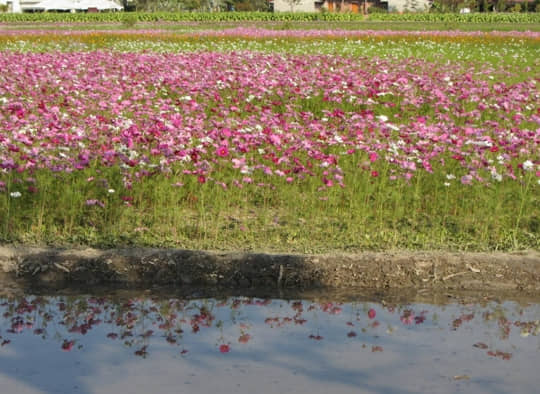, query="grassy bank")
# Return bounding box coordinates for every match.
[3,163,537,252]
